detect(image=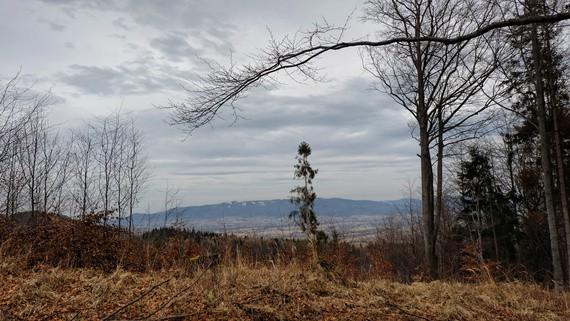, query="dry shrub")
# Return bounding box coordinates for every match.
[140,227,395,281]
[1,213,158,272]
[459,243,504,283]
[1,264,568,321]
[318,241,393,281]
[1,215,395,282]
